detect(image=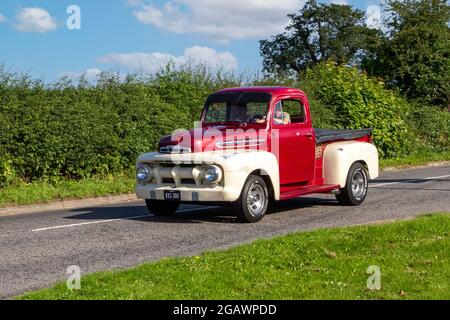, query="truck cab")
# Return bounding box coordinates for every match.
[136,87,379,222]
